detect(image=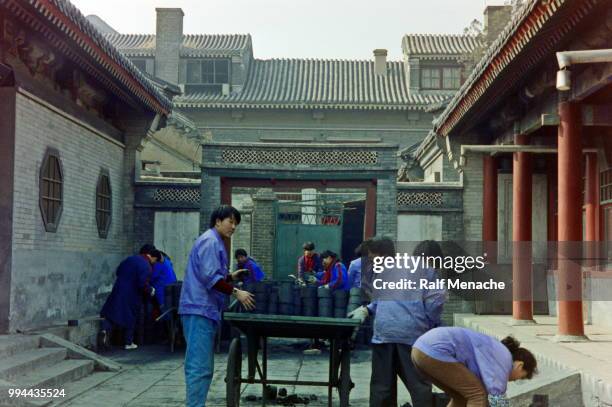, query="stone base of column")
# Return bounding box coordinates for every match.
[508,318,538,326]
[552,334,589,343]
